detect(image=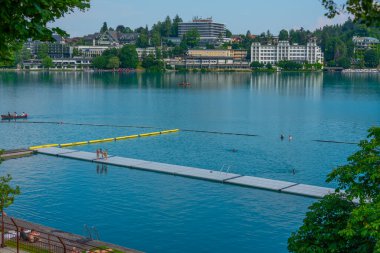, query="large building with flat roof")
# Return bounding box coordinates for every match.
[178,18,226,44]
[251,39,323,64]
